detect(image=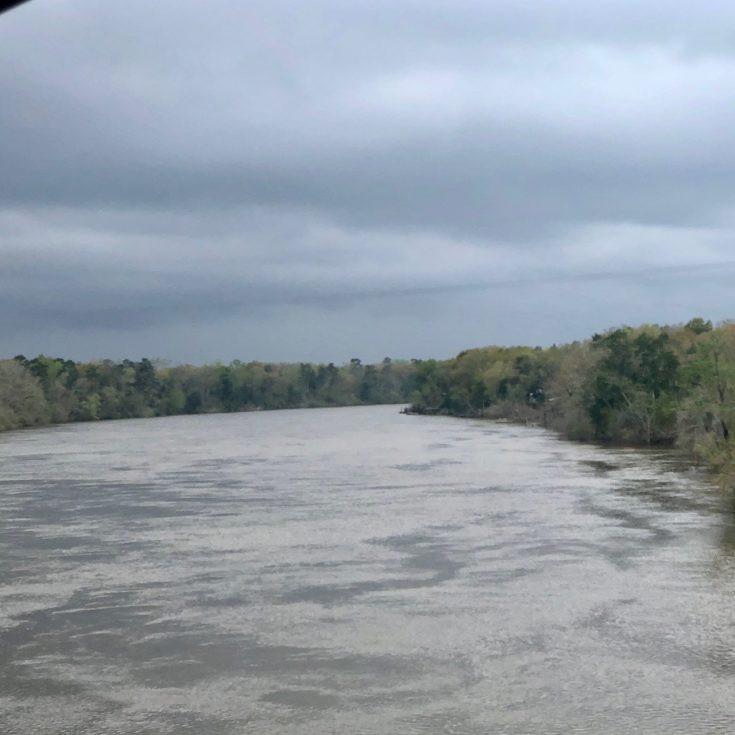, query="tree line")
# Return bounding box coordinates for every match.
[0,355,416,432]
[3,317,735,483]
[408,318,735,484]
